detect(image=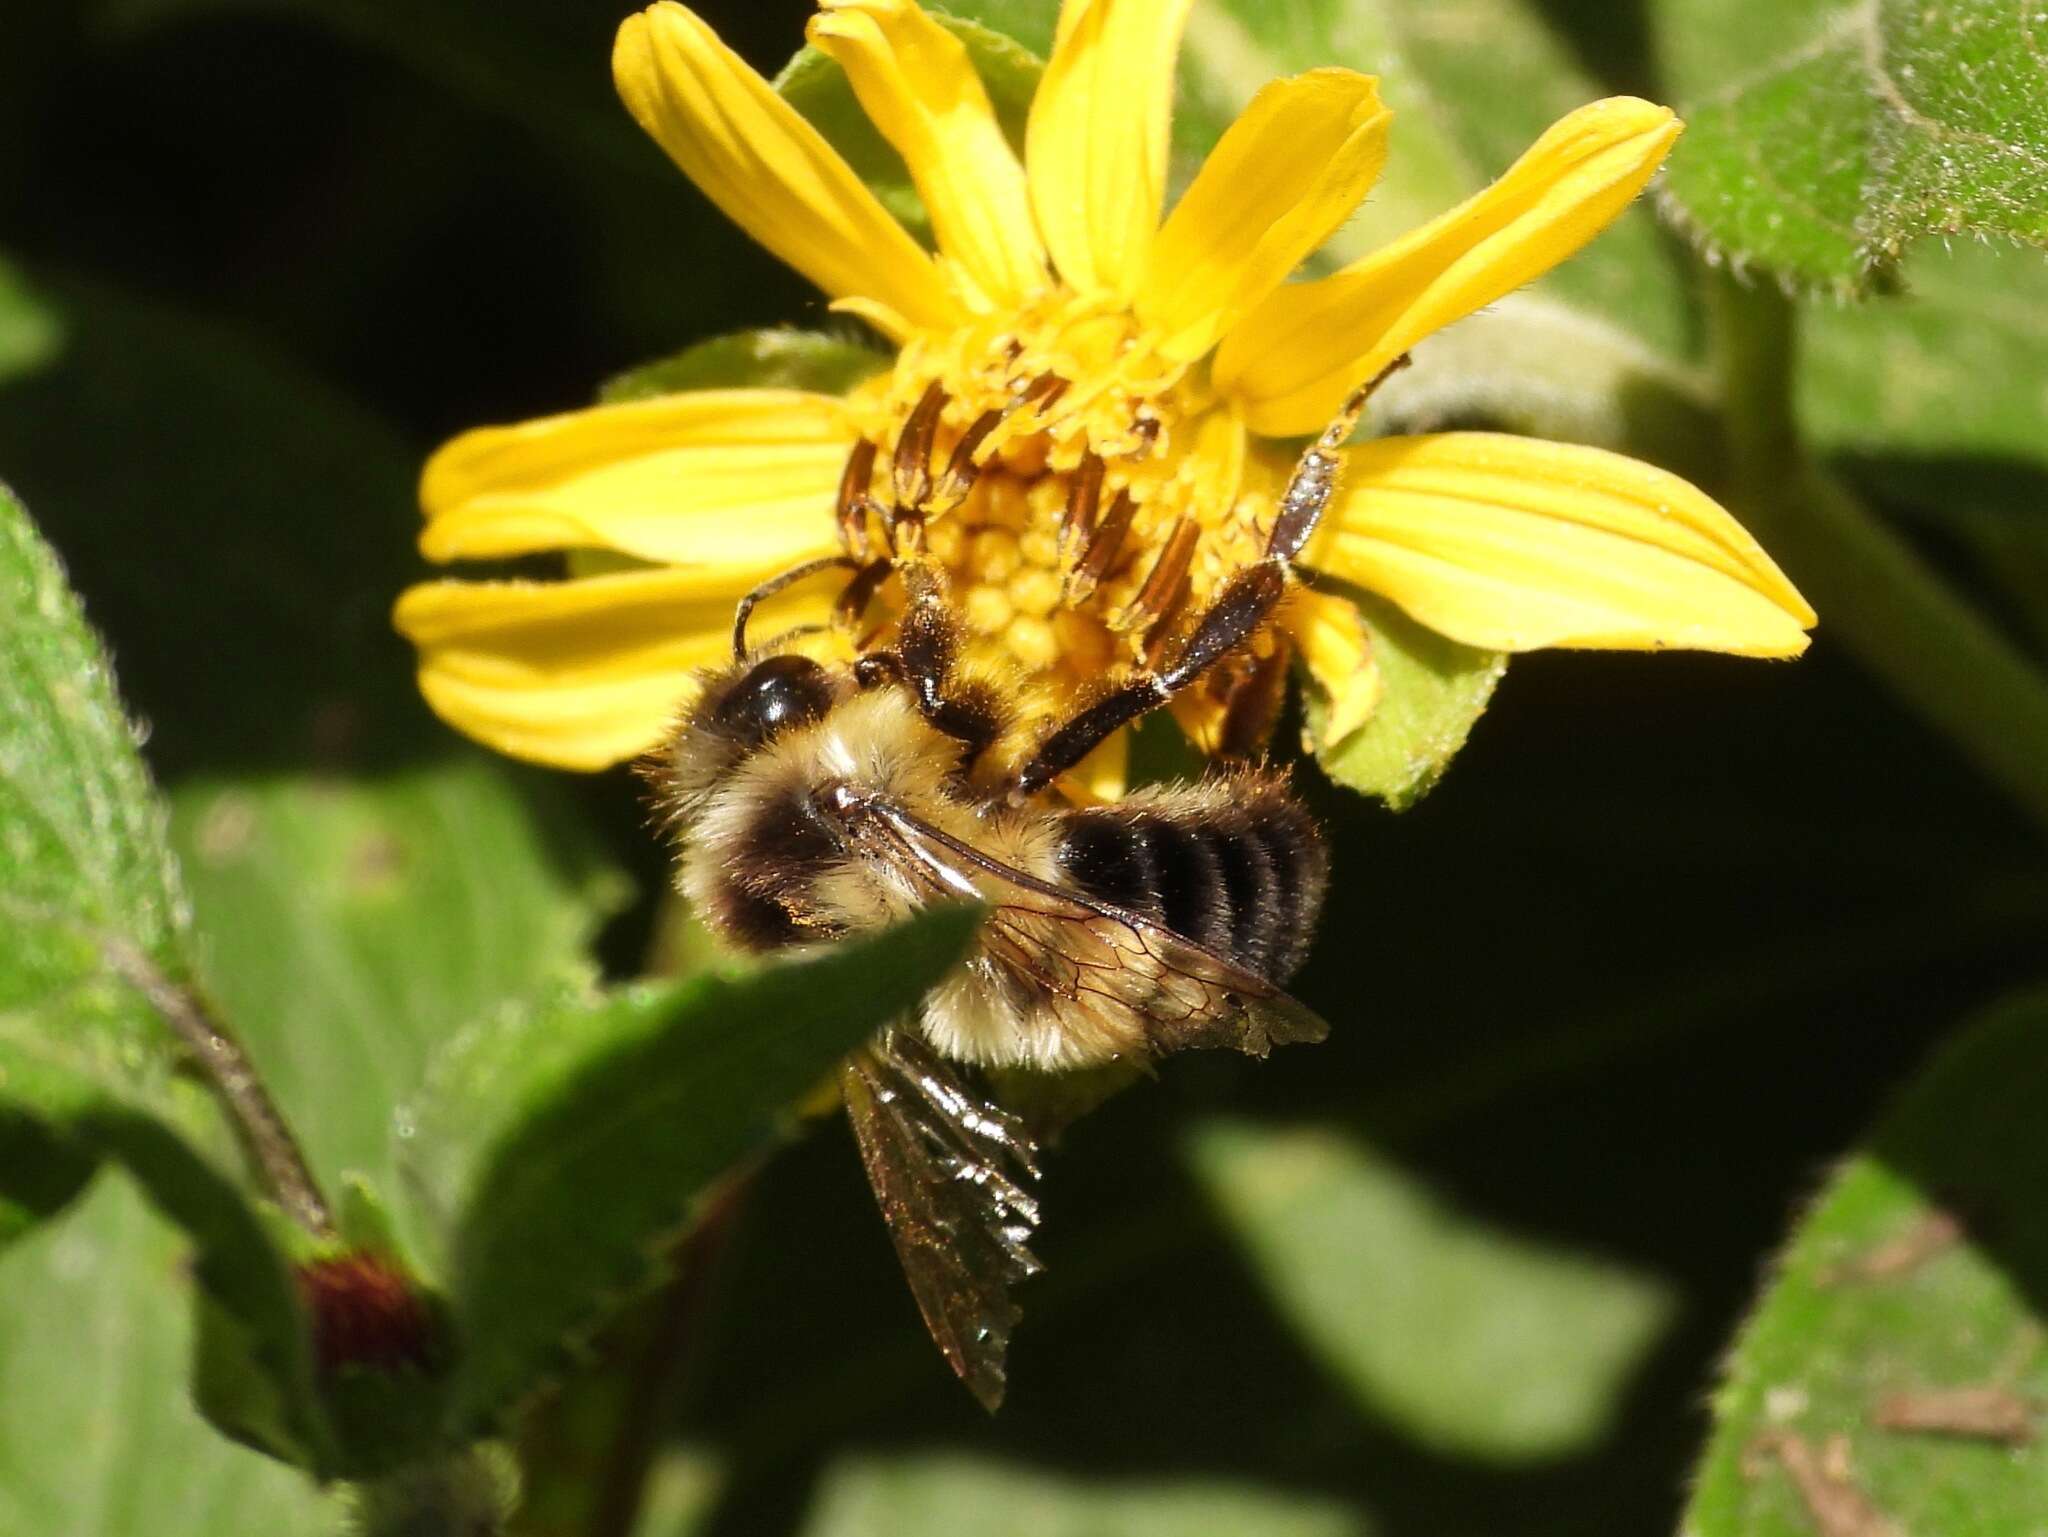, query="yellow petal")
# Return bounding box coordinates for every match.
[1026,0,1195,297]
[1063,729,1130,805]
[615,3,958,333]
[1216,98,1682,436]
[808,0,1047,310]
[827,294,918,343]
[1168,690,1229,756]
[1310,433,1816,656]
[395,567,842,770]
[1137,70,1390,363]
[1286,587,1383,742]
[419,390,851,574]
